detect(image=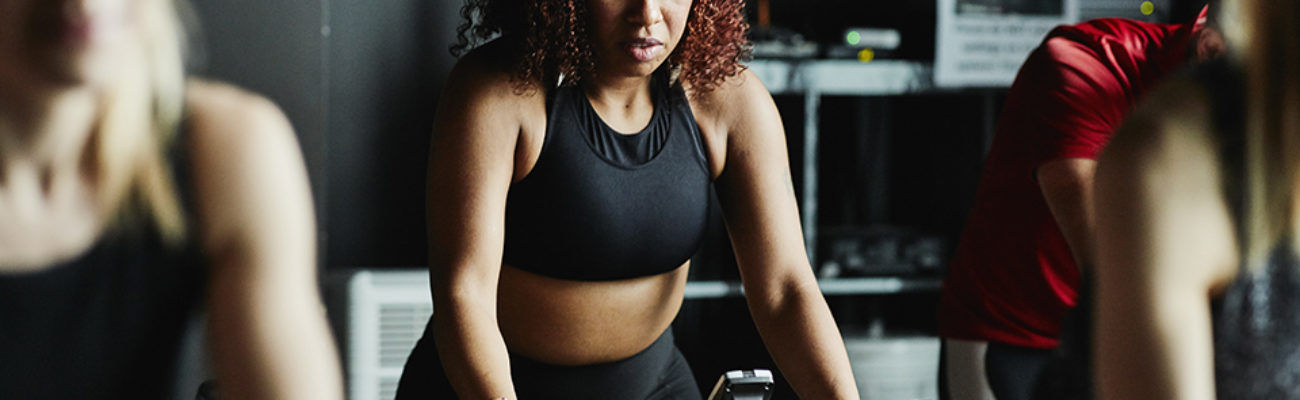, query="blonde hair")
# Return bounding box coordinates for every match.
[95,0,190,244]
[1237,0,1300,261]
